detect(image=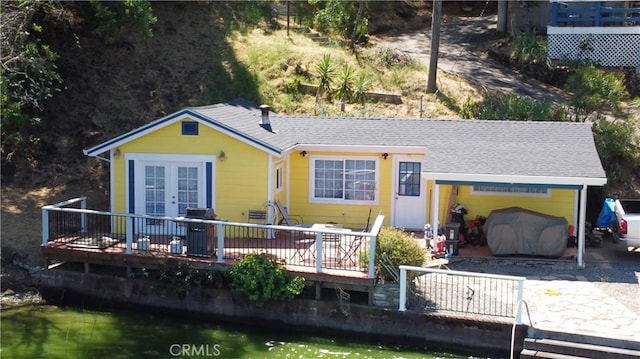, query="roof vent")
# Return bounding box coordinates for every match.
[259,104,272,132]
